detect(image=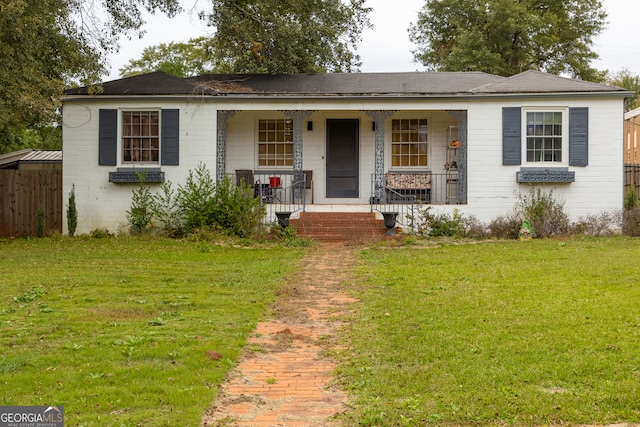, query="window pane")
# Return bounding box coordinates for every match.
[122,111,159,163]
[391,142,428,168]
[526,111,563,163]
[257,119,294,167]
